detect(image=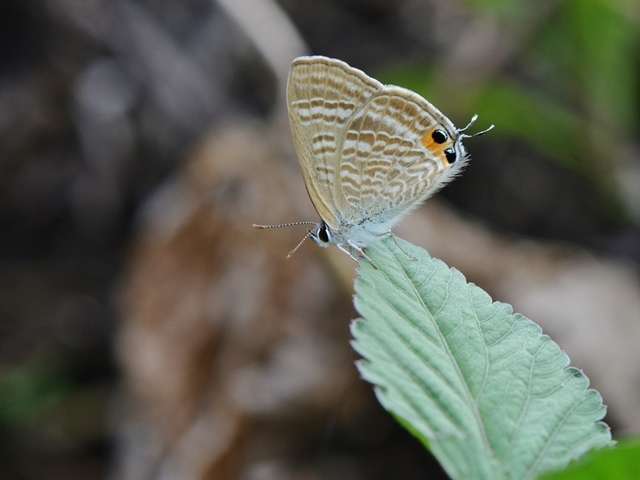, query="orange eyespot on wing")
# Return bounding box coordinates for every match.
[422,127,458,166]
